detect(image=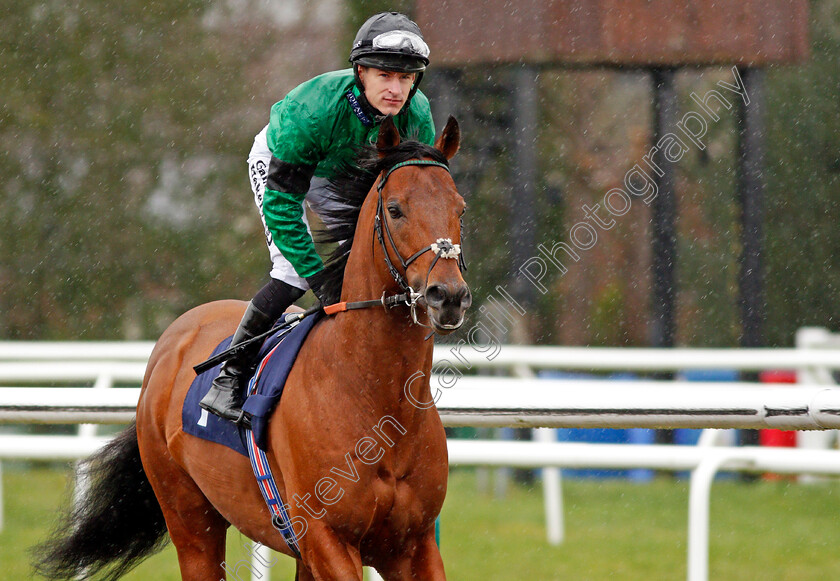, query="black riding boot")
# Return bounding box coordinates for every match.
[199,279,306,426]
[199,301,274,427]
